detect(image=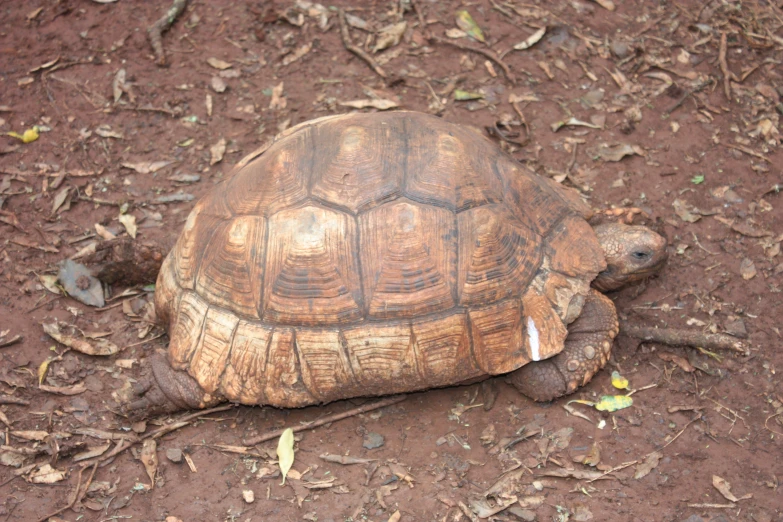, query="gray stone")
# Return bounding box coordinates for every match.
[166,448,183,463]
[362,432,385,450]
